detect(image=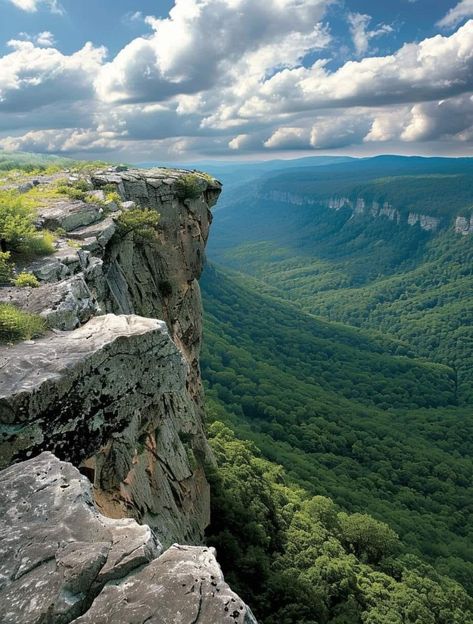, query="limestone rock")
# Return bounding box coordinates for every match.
[455,215,473,235]
[0,313,211,546]
[0,452,161,624]
[72,545,258,624]
[407,212,440,231]
[39,200,103,232]
[1,167,222,546]
[0,453,256,624]
[0,275,99,330]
